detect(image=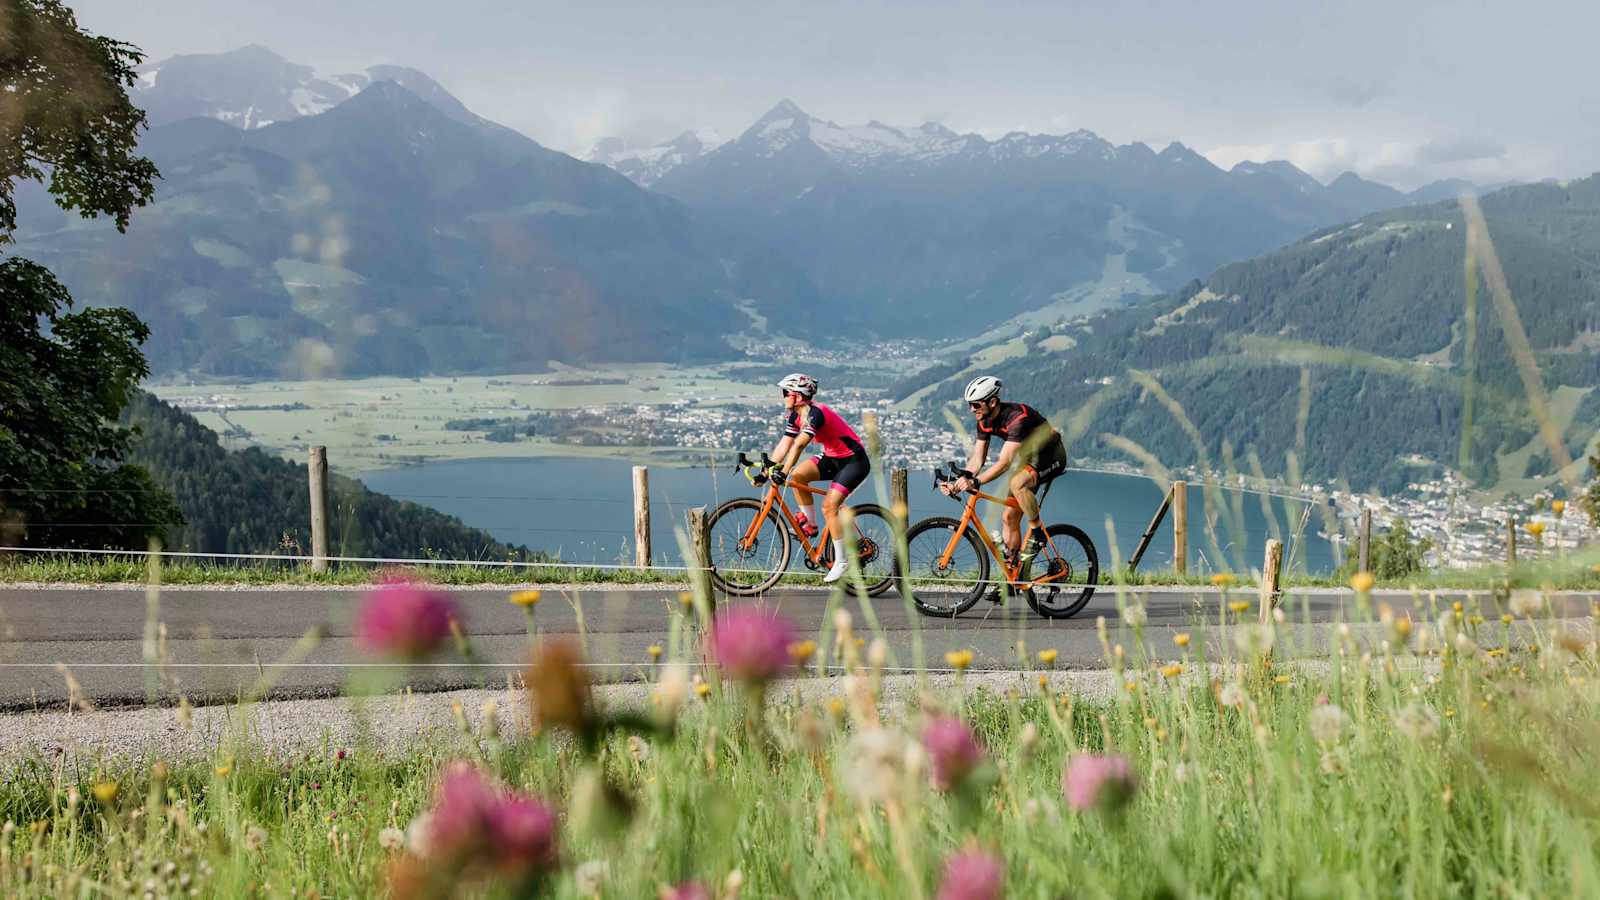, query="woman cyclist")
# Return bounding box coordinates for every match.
[762,373,871,583]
